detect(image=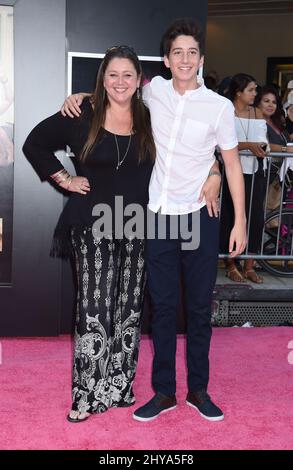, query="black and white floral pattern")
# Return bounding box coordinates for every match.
[71,227,146,414]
